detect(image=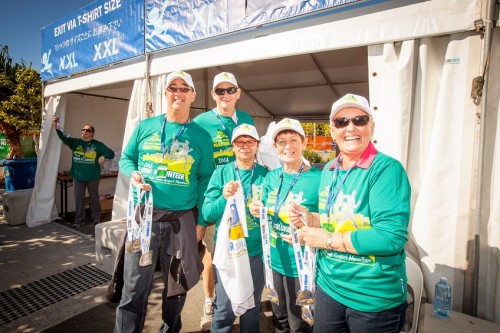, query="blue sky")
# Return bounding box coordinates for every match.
[1,0,93,71]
